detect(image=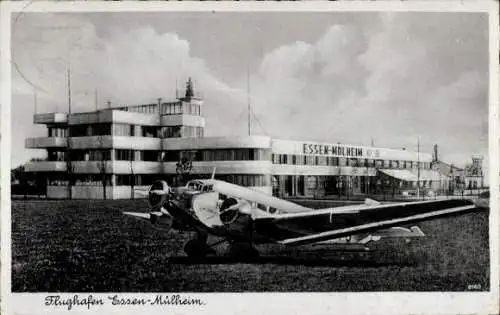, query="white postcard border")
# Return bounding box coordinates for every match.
[1,1,499,315]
